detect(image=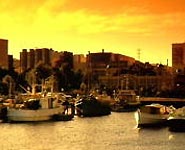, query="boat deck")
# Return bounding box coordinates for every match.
[140,97,185,108]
